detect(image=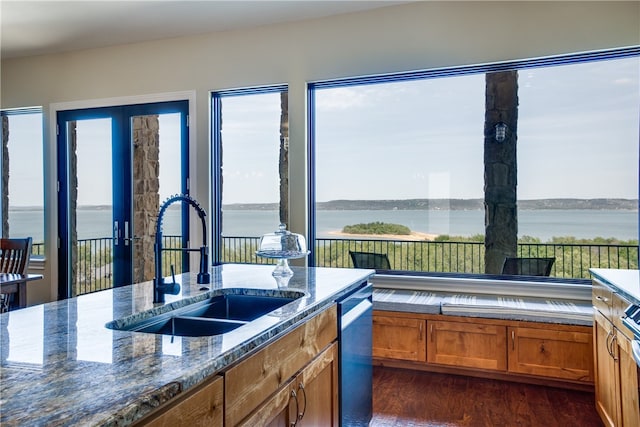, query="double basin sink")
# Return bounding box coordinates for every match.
[106,289,305,337]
